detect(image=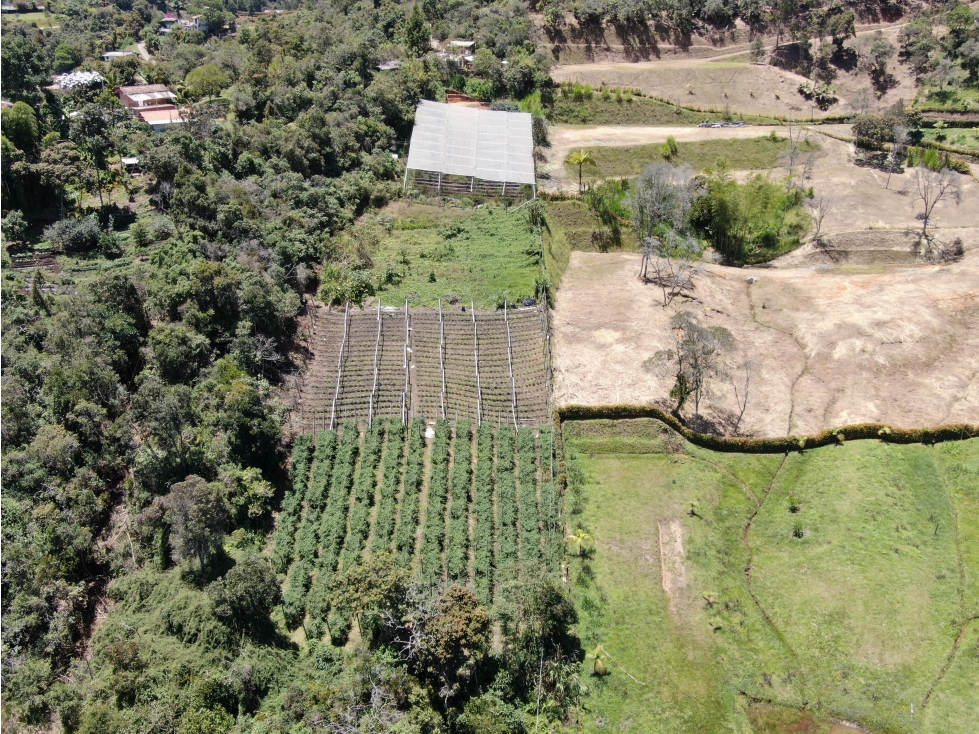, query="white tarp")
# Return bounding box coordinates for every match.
[406,100,536,185]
